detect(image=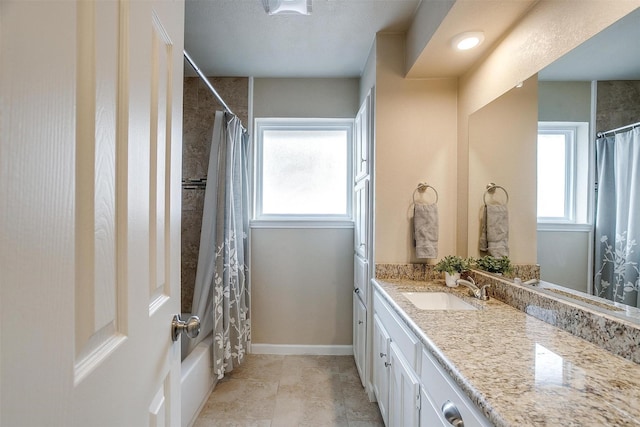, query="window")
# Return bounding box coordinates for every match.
[254,118,353,225]
[537,122,589,225]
